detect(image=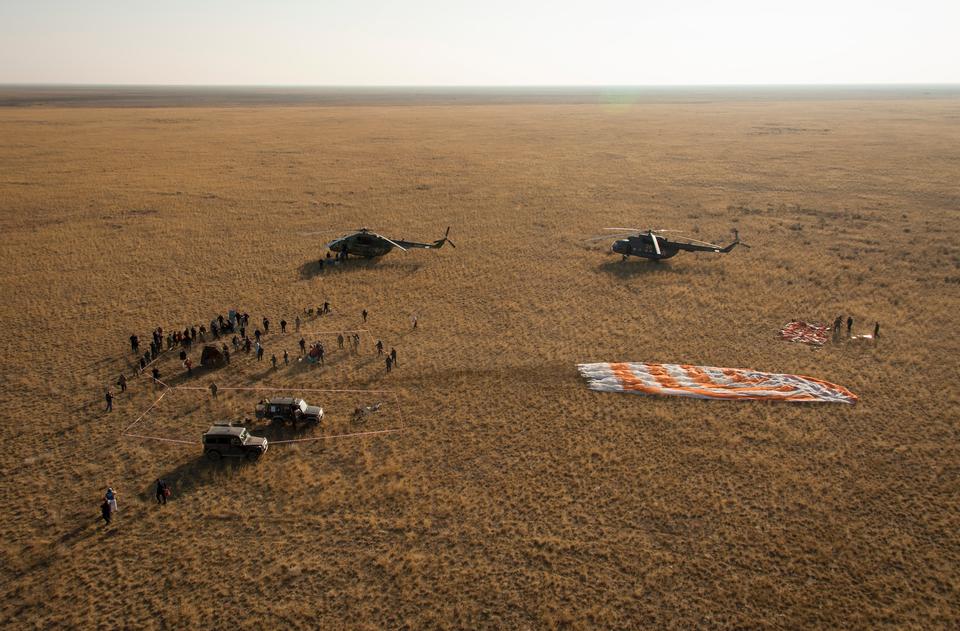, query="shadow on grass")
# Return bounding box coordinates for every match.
[249,419,321,443]
[142,452,257,503]
[137,410,330,503]
[298,257,422,279]
[156,363,228,388]
[596,258,685,278]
